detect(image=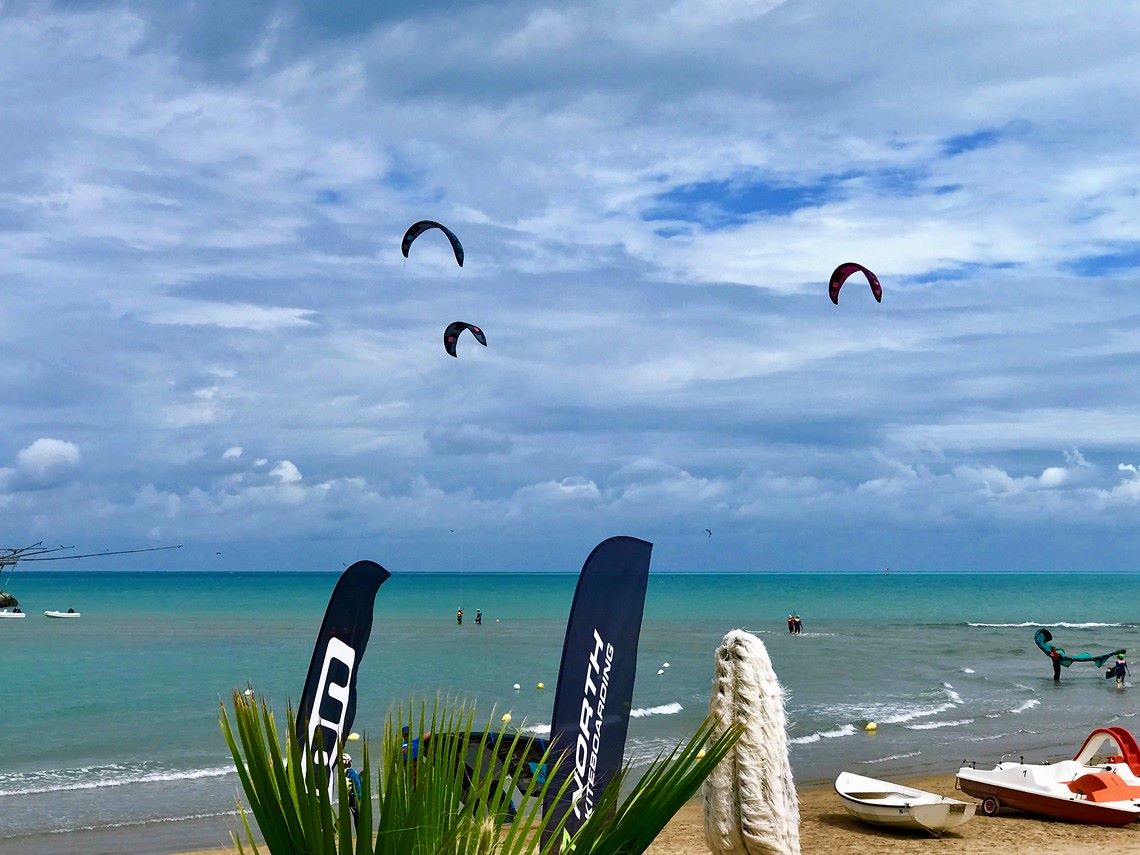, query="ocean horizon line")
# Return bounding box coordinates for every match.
[12,567,1140,575]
